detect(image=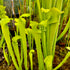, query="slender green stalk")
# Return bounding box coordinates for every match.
[46,25,50,55]
[58,13,64,35]
[3,43,10,66]
[0,35,4,48]
[57,18,70,41]
[68,27,70,46]
[29,50,35,70]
